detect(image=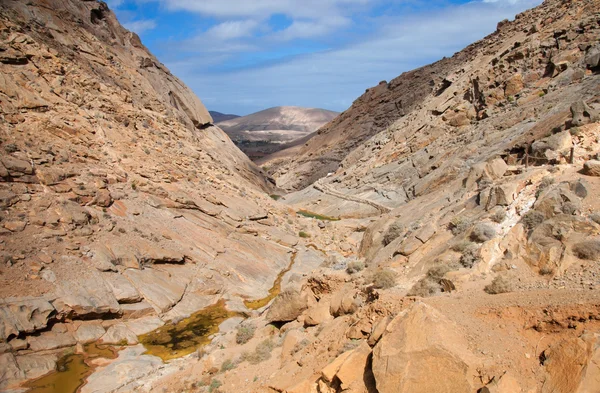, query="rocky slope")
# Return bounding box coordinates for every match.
[1,0,600,392]
[218,106,338,161]
[209,111,240,123]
